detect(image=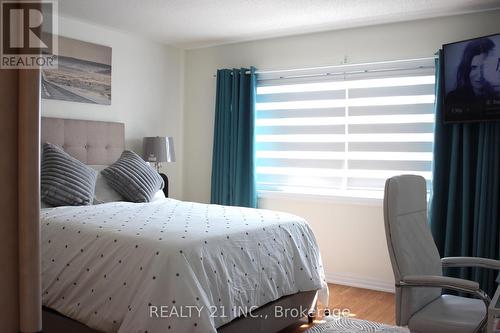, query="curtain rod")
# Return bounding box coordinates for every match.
[257,65,435,81]
[212,56,437,78]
